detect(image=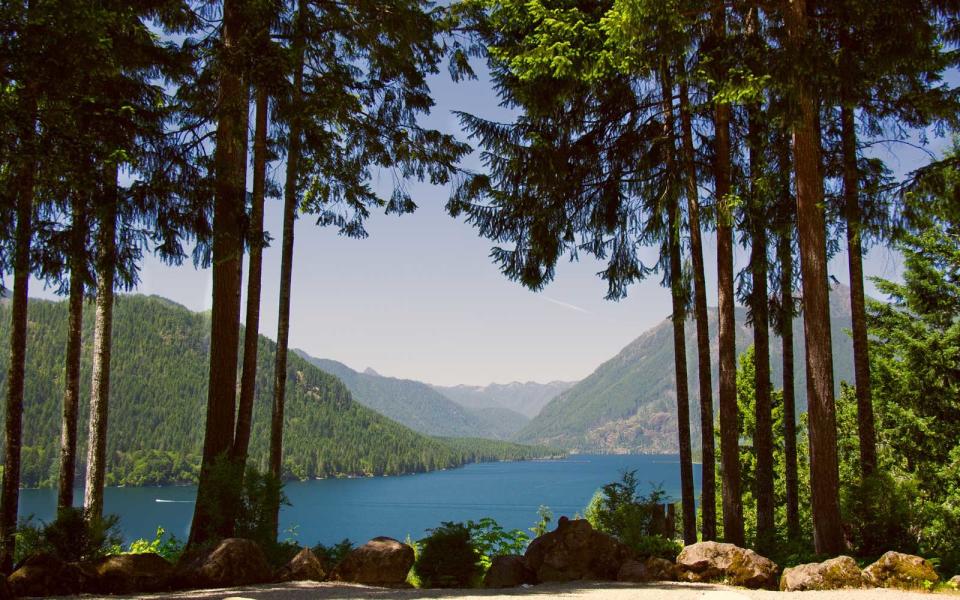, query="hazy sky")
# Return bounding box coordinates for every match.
[29,66,940,387]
